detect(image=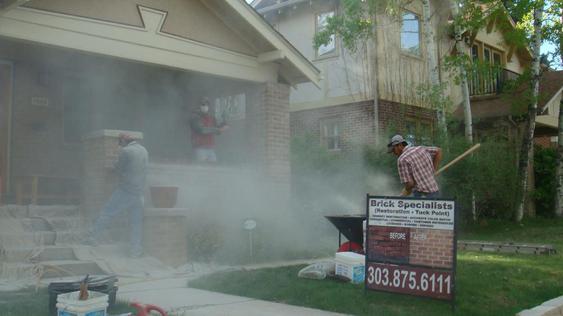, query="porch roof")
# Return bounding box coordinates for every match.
[0,0,321,86]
